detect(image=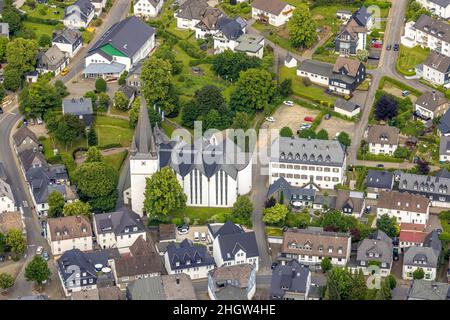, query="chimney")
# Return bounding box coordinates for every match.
[432,90,436,100]
[176,277,180,285]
